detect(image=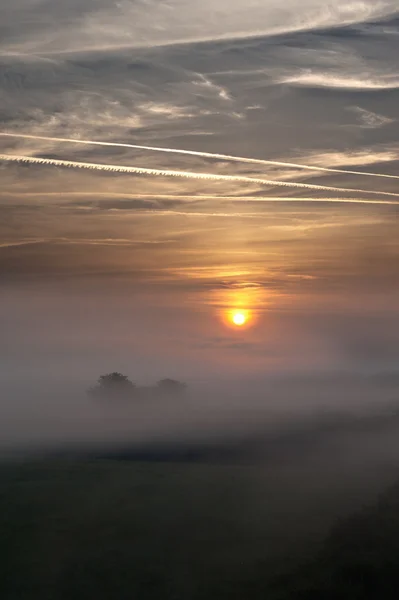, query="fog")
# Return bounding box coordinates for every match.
[2,282,398,497]
[1,369,398,457]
